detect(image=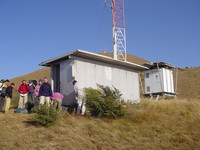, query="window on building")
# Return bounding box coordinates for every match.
[147,86,150,92]
[146,73,149,78]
